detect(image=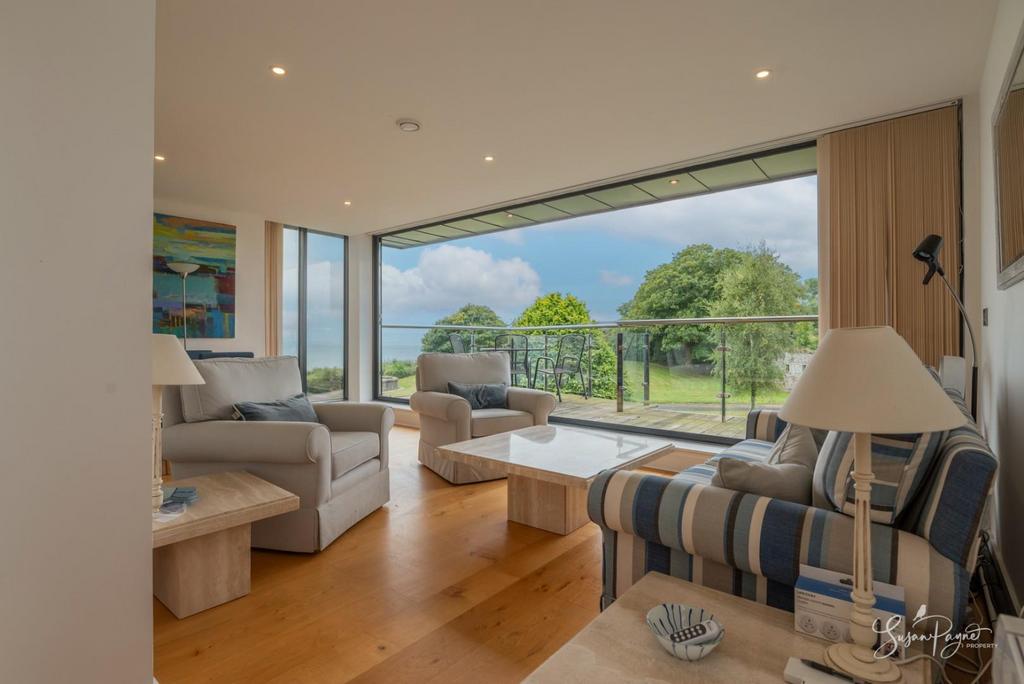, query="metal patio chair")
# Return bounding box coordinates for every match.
[531,334,591,401]
[493,333,531,387]
[449,332,466,353]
